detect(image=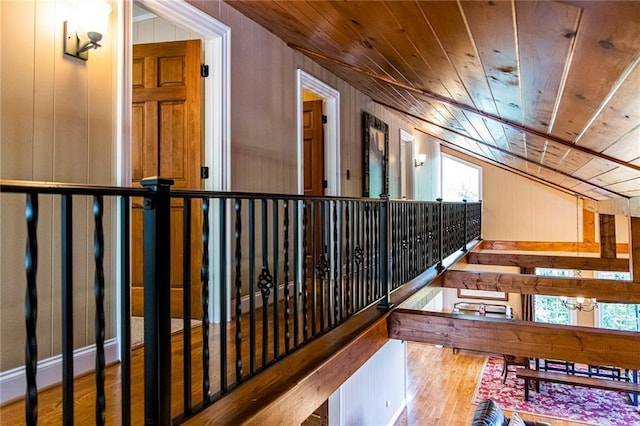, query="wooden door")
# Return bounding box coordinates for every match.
[303,100,325,260]
[131,40,202,318]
